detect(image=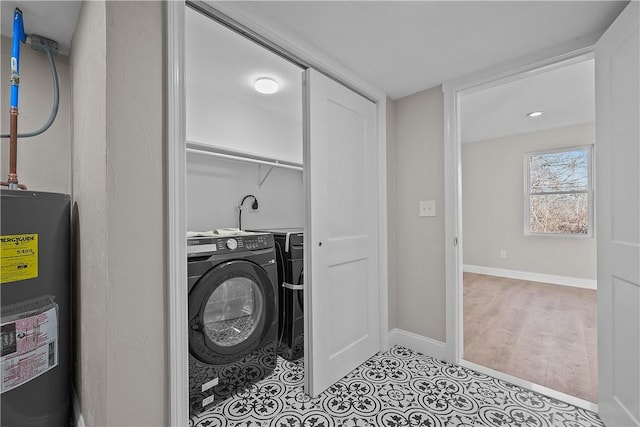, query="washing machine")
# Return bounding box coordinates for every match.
[250,228,304,360]
[187,231,278,415]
